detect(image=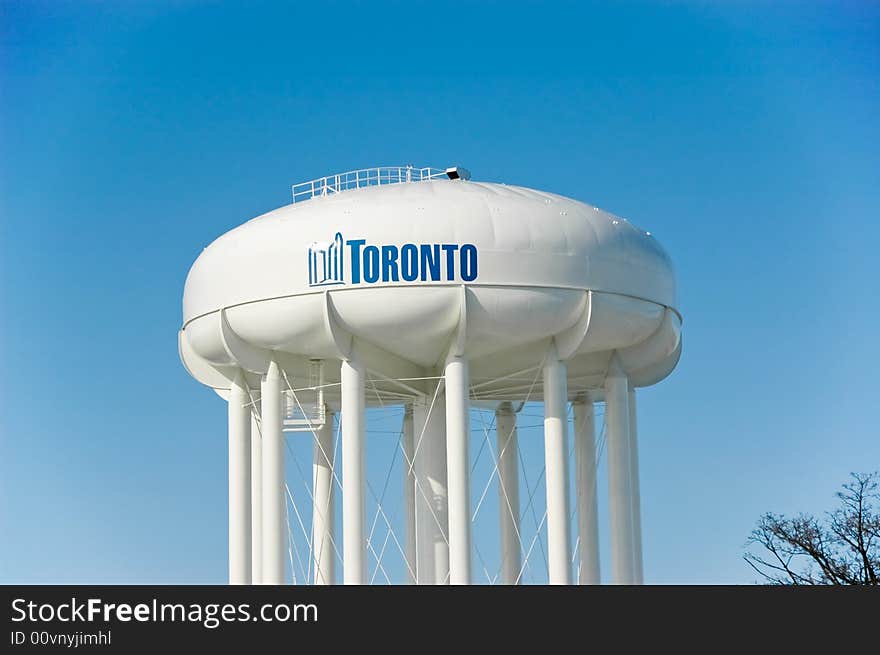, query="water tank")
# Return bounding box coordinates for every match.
[180,166,680,402]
